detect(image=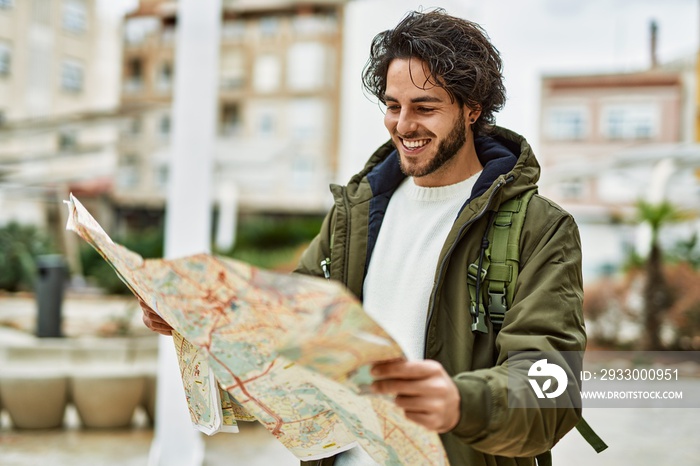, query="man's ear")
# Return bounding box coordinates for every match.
[466,105,482,124]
